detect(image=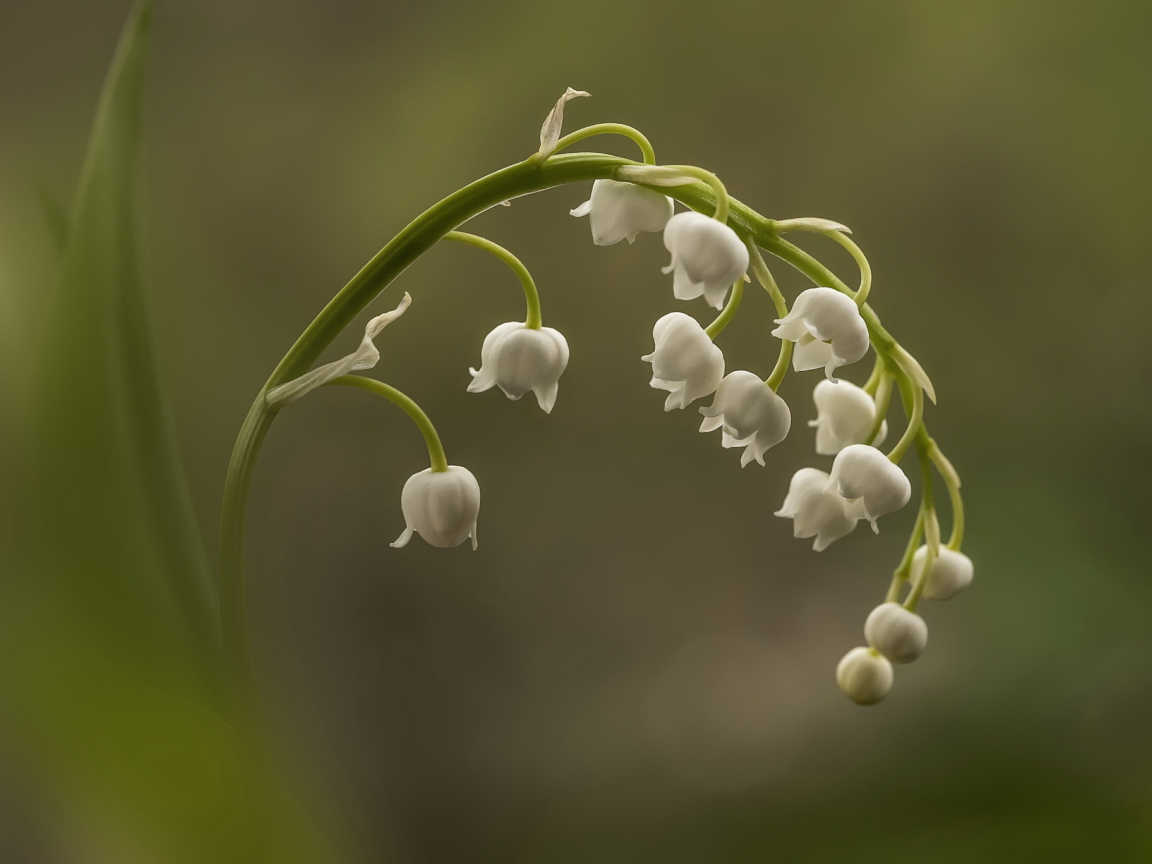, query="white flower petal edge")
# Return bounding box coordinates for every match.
[825,444,911,532]
[836,647,893,706]
[391,466,481,551]
[771,287,869,380]
[468,323,570,413]
[808,379,887,455]
[864,603,928,664]
[661,211,749,310]
[911,546,974,601]
[267,293,412,408]
[641,312,724,411]
[570,179,674,246]
[775,467,862,551]
[699,371,791,467]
